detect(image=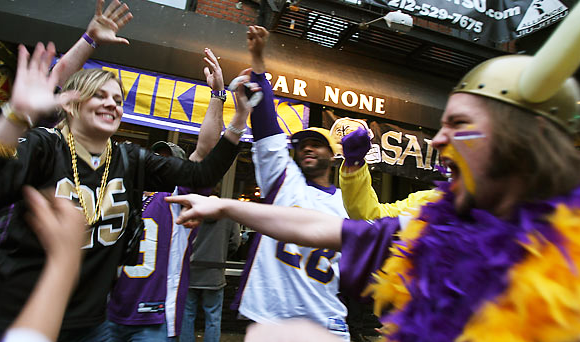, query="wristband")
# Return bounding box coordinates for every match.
[2,102,33,129]
[82,32,98,49]
[226,123,247,136]
[211,90,227,102]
